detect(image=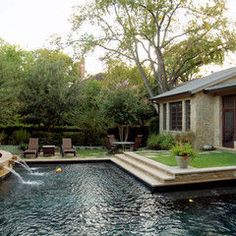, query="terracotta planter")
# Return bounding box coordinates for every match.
[175,155,189,168]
